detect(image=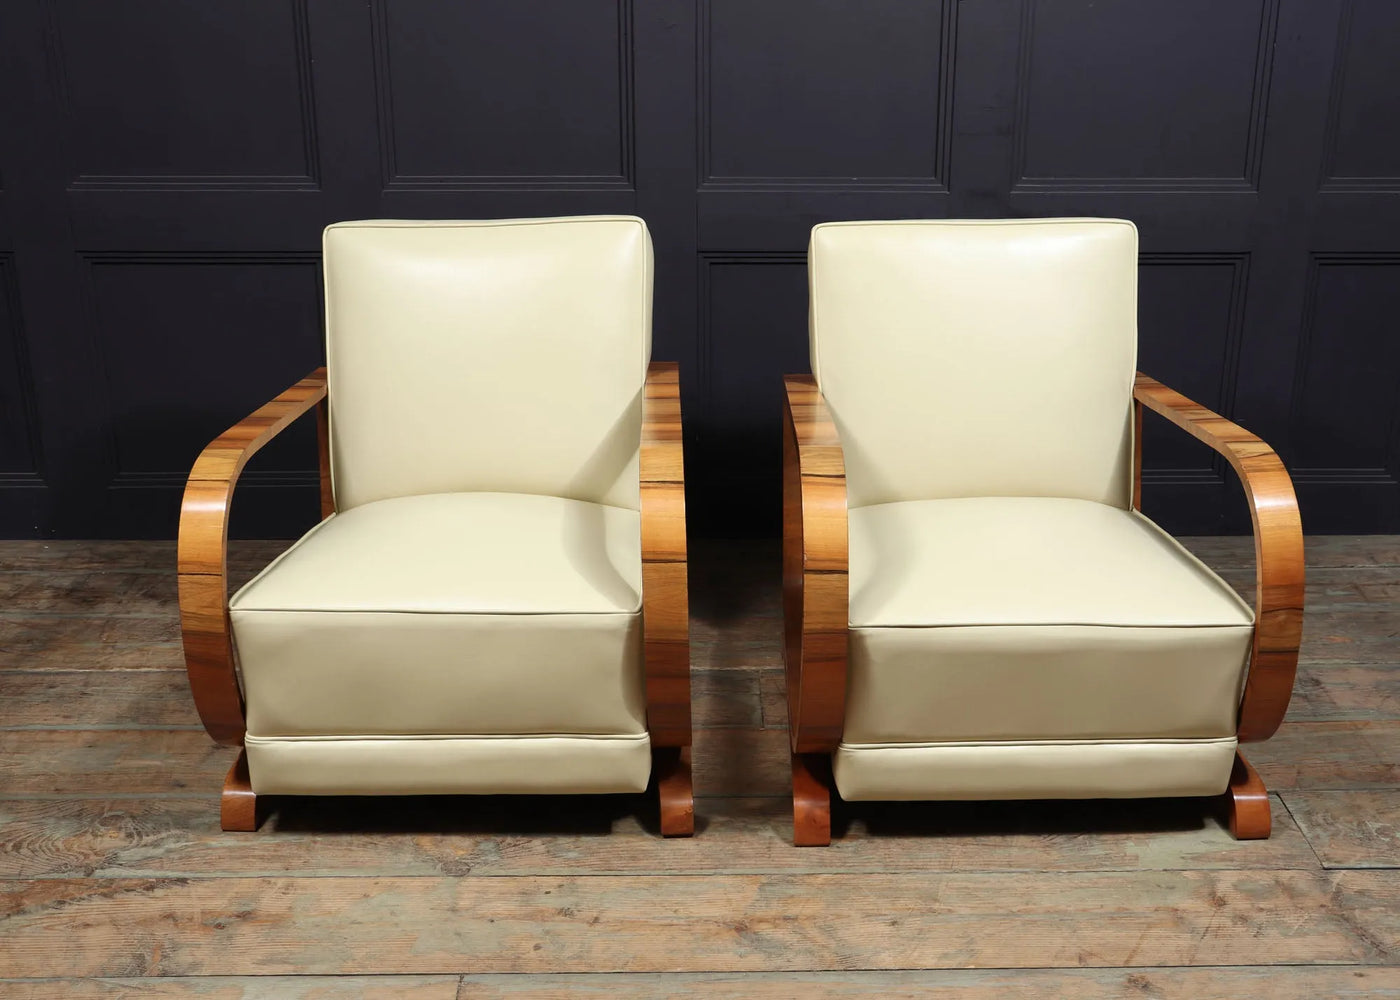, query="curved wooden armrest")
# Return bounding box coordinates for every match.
[1134,373,1304,742]
[782,375,848,754]
[641,362,691,748]
[177,368,329,745]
